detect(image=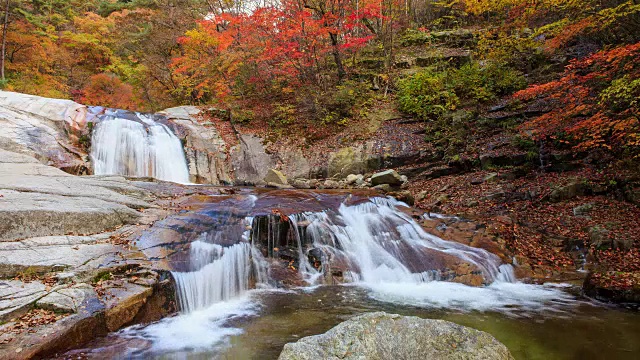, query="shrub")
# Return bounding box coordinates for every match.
[272,103,297,126]
[397,61,525,120]
[397,70,459,120]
